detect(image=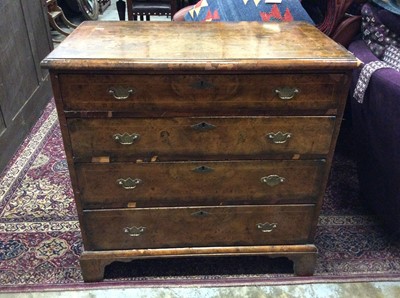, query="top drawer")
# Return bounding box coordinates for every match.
[58,73,346,115]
